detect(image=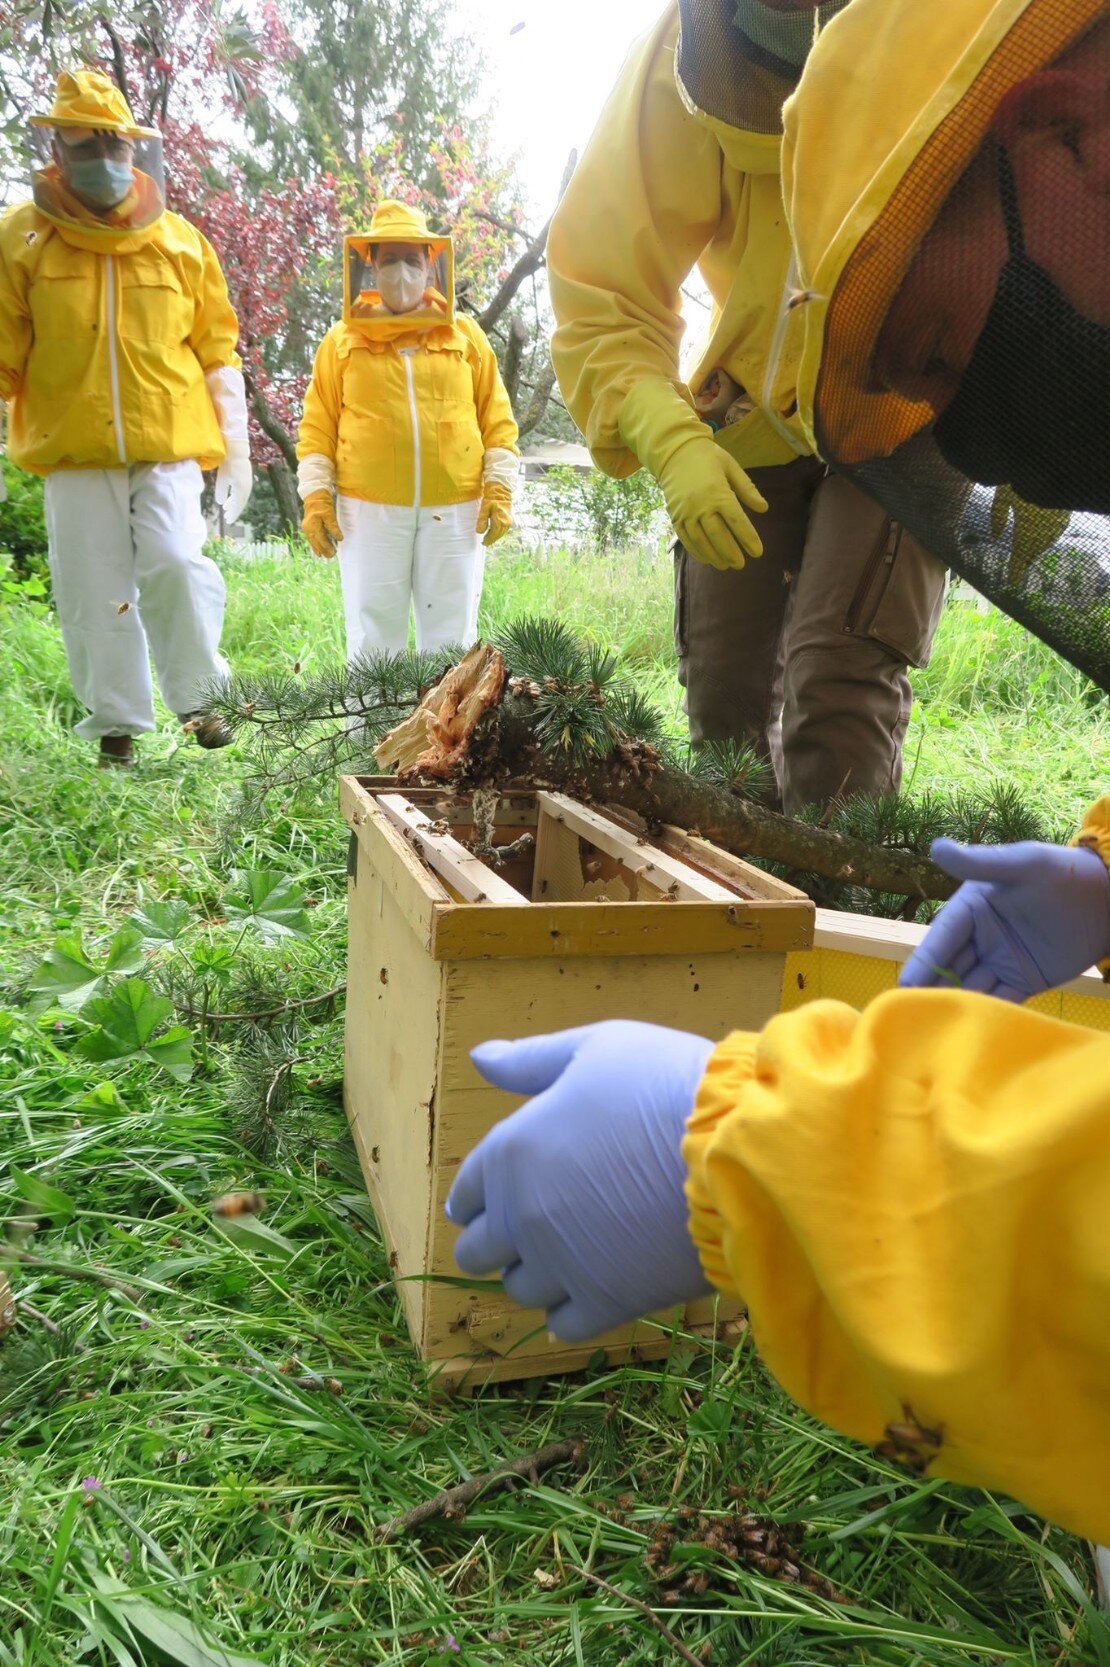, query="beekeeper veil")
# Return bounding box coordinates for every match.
[344,199,454,338]
[783,0,1110,694]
